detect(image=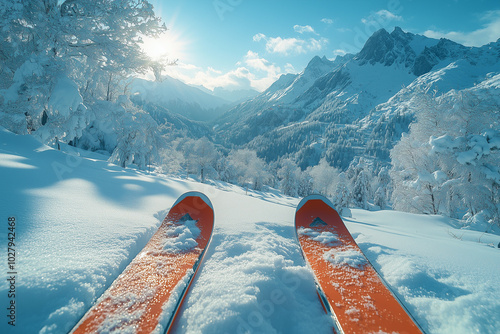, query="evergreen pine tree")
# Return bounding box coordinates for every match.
[352,170,371,209]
